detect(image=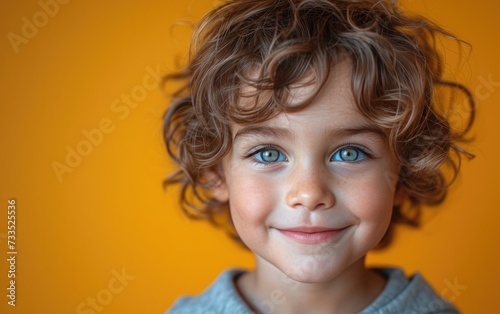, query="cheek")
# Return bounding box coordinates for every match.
[346,173,395,228]
[227,173,278,232]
